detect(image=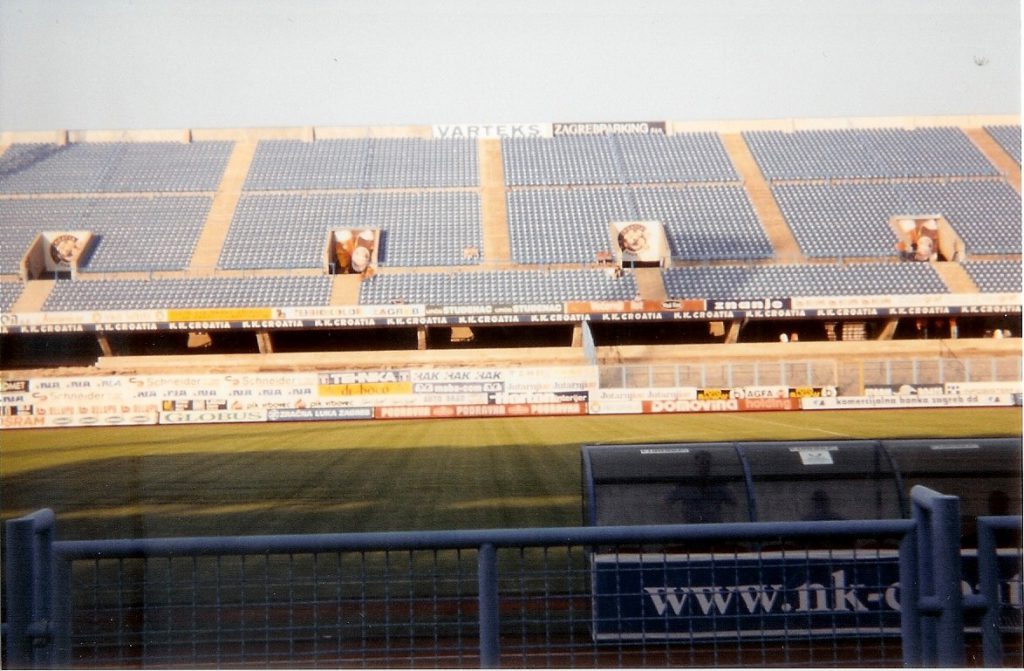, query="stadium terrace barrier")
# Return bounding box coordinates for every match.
[5,487,1022,668]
